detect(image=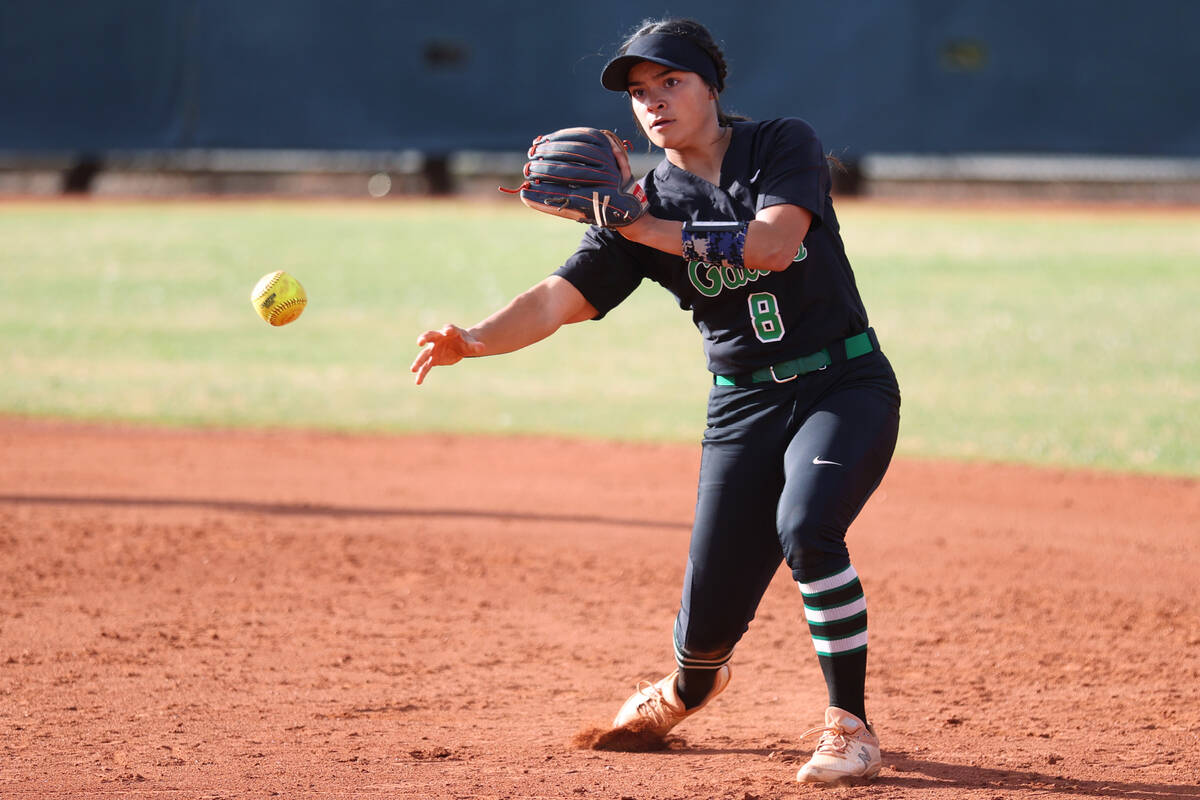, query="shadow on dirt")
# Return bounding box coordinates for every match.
[0,493,689,531]
[601,743,1200,798]
[881,751,1200,799]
